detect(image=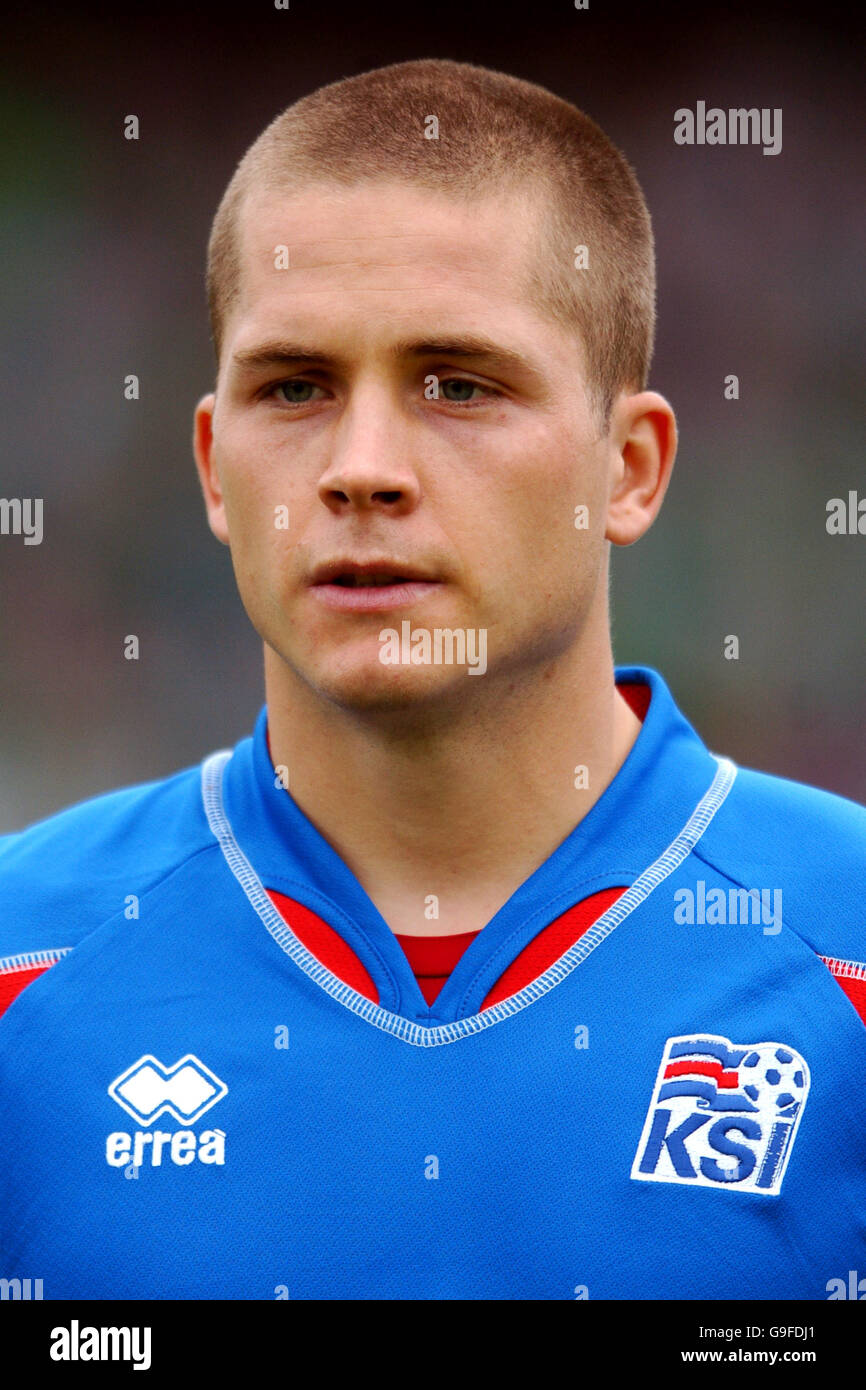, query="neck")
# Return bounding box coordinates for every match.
[264,613,642,938]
